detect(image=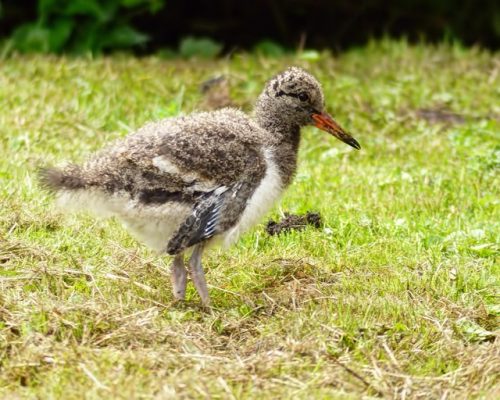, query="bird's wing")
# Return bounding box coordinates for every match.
[152,125,264,187]
[85,120,264,201]
[165,179,259,255]
[98,112,266,193]
[150,120,269,254]
[97,118,268,253]
[165,185,230,254]
[162,145,266,254]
